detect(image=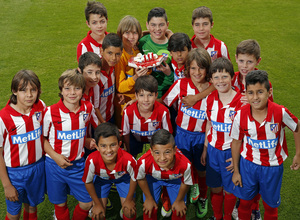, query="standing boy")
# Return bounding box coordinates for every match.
[191,6,230,61]
[136,129,193,220]
[201,58,242,220]
[0,70,46,220]
[82,122,137,220]
[138,7,173,98]
[43,69,99,220]
[77,1,108,61]
[230,70,300,220]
